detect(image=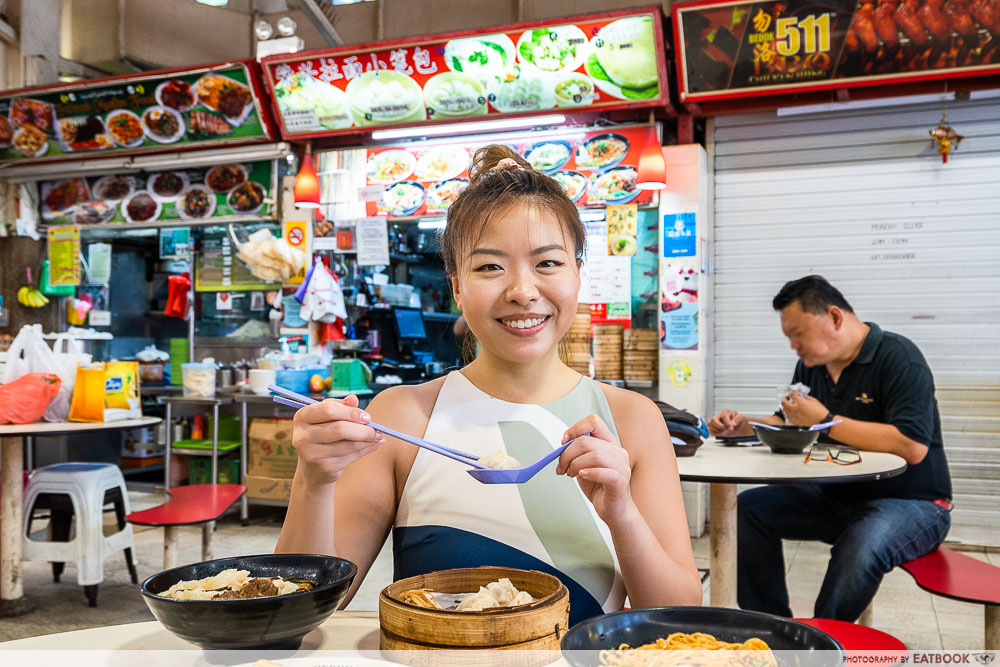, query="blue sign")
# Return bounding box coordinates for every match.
[663,213,696,258]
